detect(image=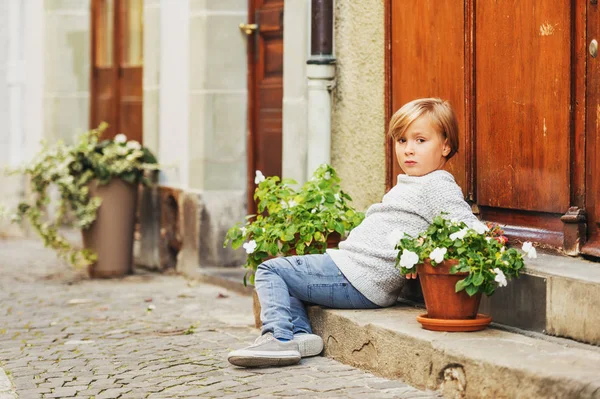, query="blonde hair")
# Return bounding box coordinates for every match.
[388,98,459,160]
